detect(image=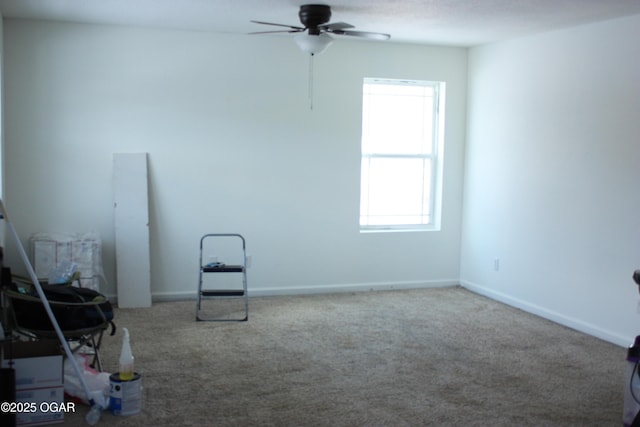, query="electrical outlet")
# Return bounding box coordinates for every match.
[493,258,500,271]
[246,255,252,268]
